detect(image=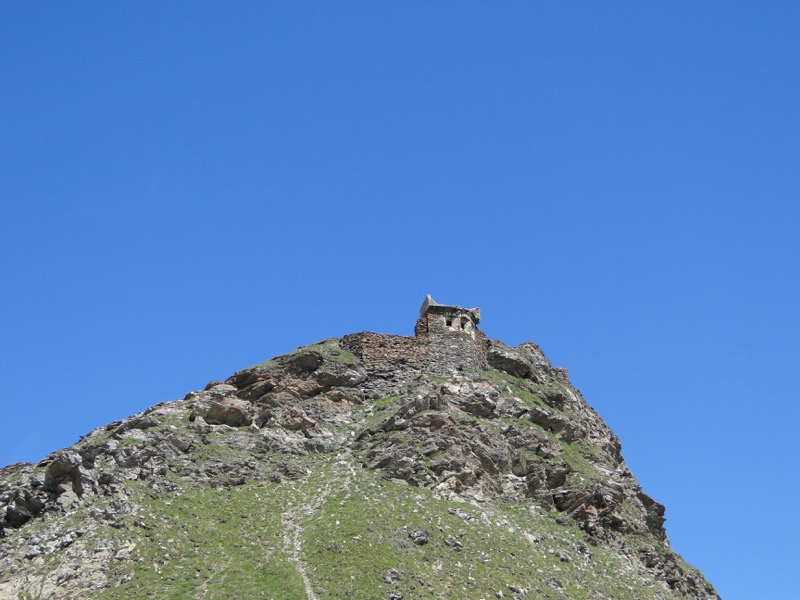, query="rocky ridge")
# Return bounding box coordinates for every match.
[0,304,719,599]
